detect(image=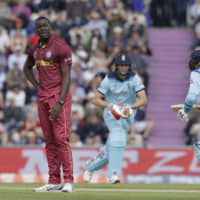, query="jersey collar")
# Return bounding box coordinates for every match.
[197,65,200,69]
[195,65,200,72]
[38,35,55,49]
